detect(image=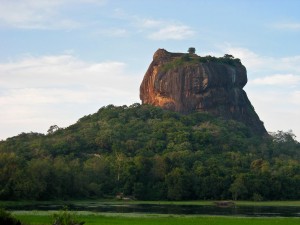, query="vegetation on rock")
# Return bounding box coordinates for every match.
[161,53,241,72]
